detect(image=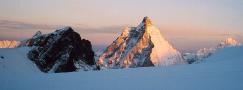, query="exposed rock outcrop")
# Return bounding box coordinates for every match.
[27,27,95,73]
